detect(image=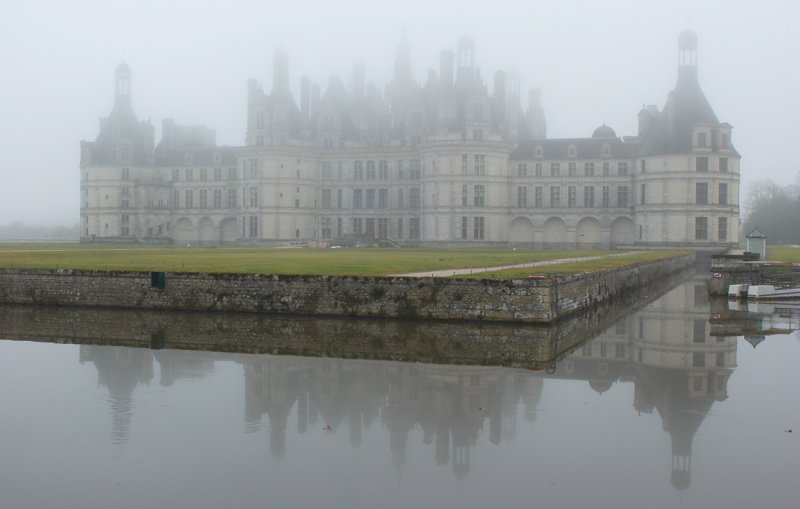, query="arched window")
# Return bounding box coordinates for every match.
[353,160,363,180]
[379,160,388,179]
[366,160,376,180]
